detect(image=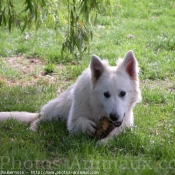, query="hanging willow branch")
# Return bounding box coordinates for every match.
[0,0,113,59]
